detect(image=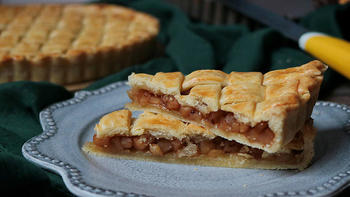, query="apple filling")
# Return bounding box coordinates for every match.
[93,134,267,159]
[128,89,275,145]
[93,133,304,162]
